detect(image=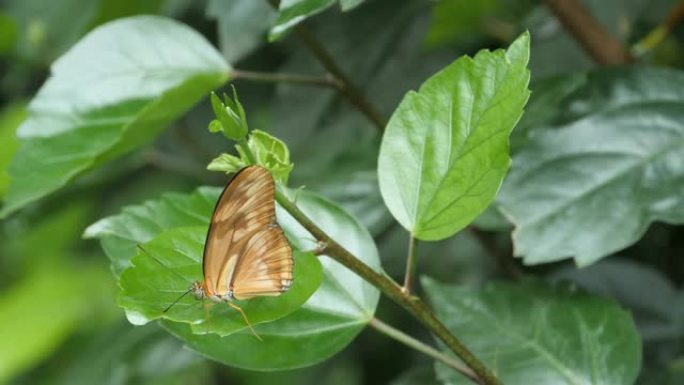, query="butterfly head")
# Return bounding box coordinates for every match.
[190,281,205,300]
